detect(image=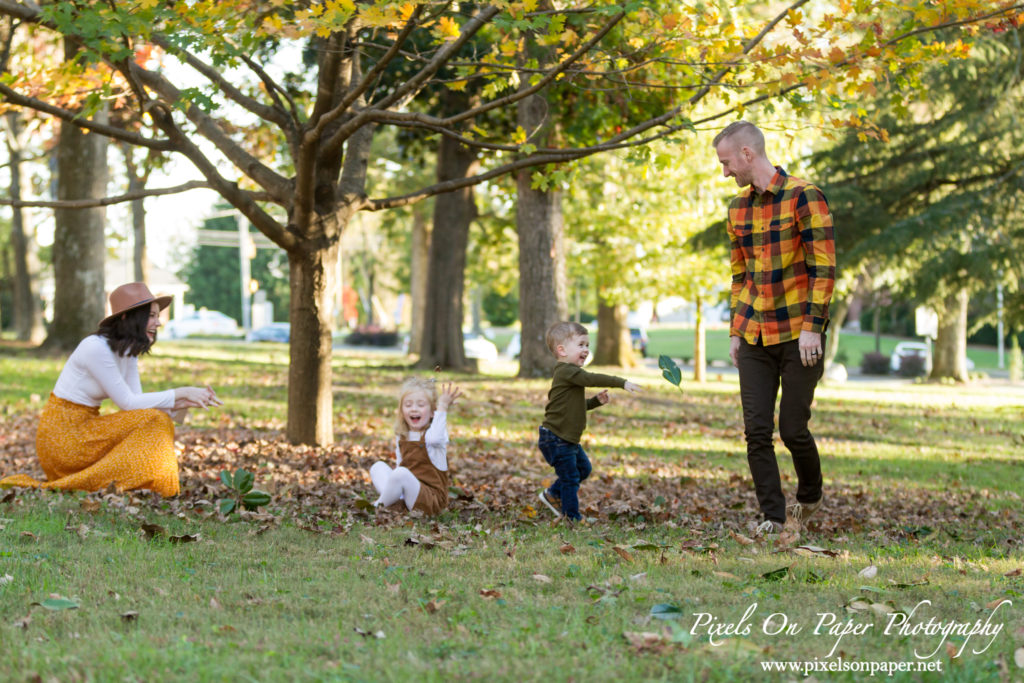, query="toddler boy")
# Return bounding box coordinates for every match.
[537,321,640,521]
